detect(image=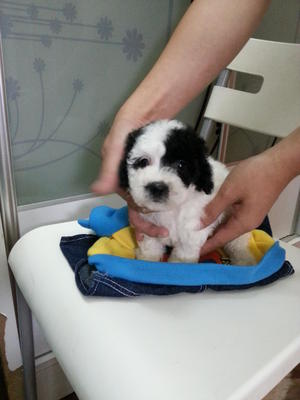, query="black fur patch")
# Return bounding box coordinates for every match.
[118,127,145,189]
[161,125,214,194]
